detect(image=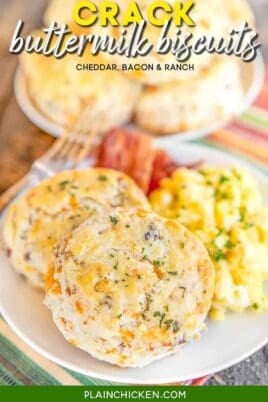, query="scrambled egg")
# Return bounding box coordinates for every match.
[150,167,268,320]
